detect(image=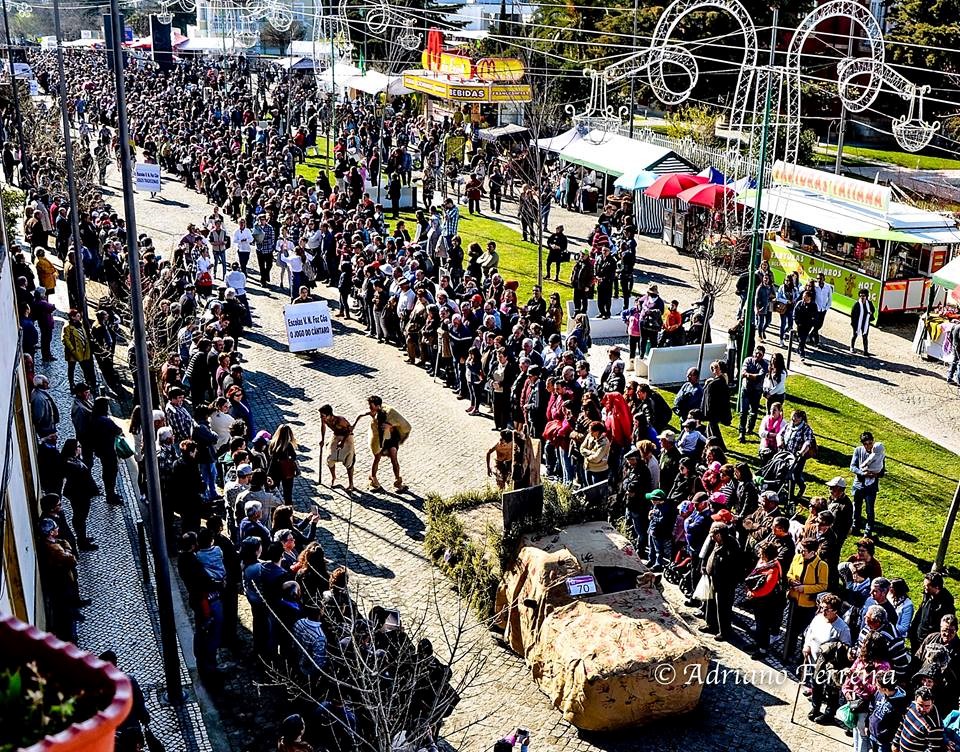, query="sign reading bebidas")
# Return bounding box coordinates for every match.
[284,301,333,352]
